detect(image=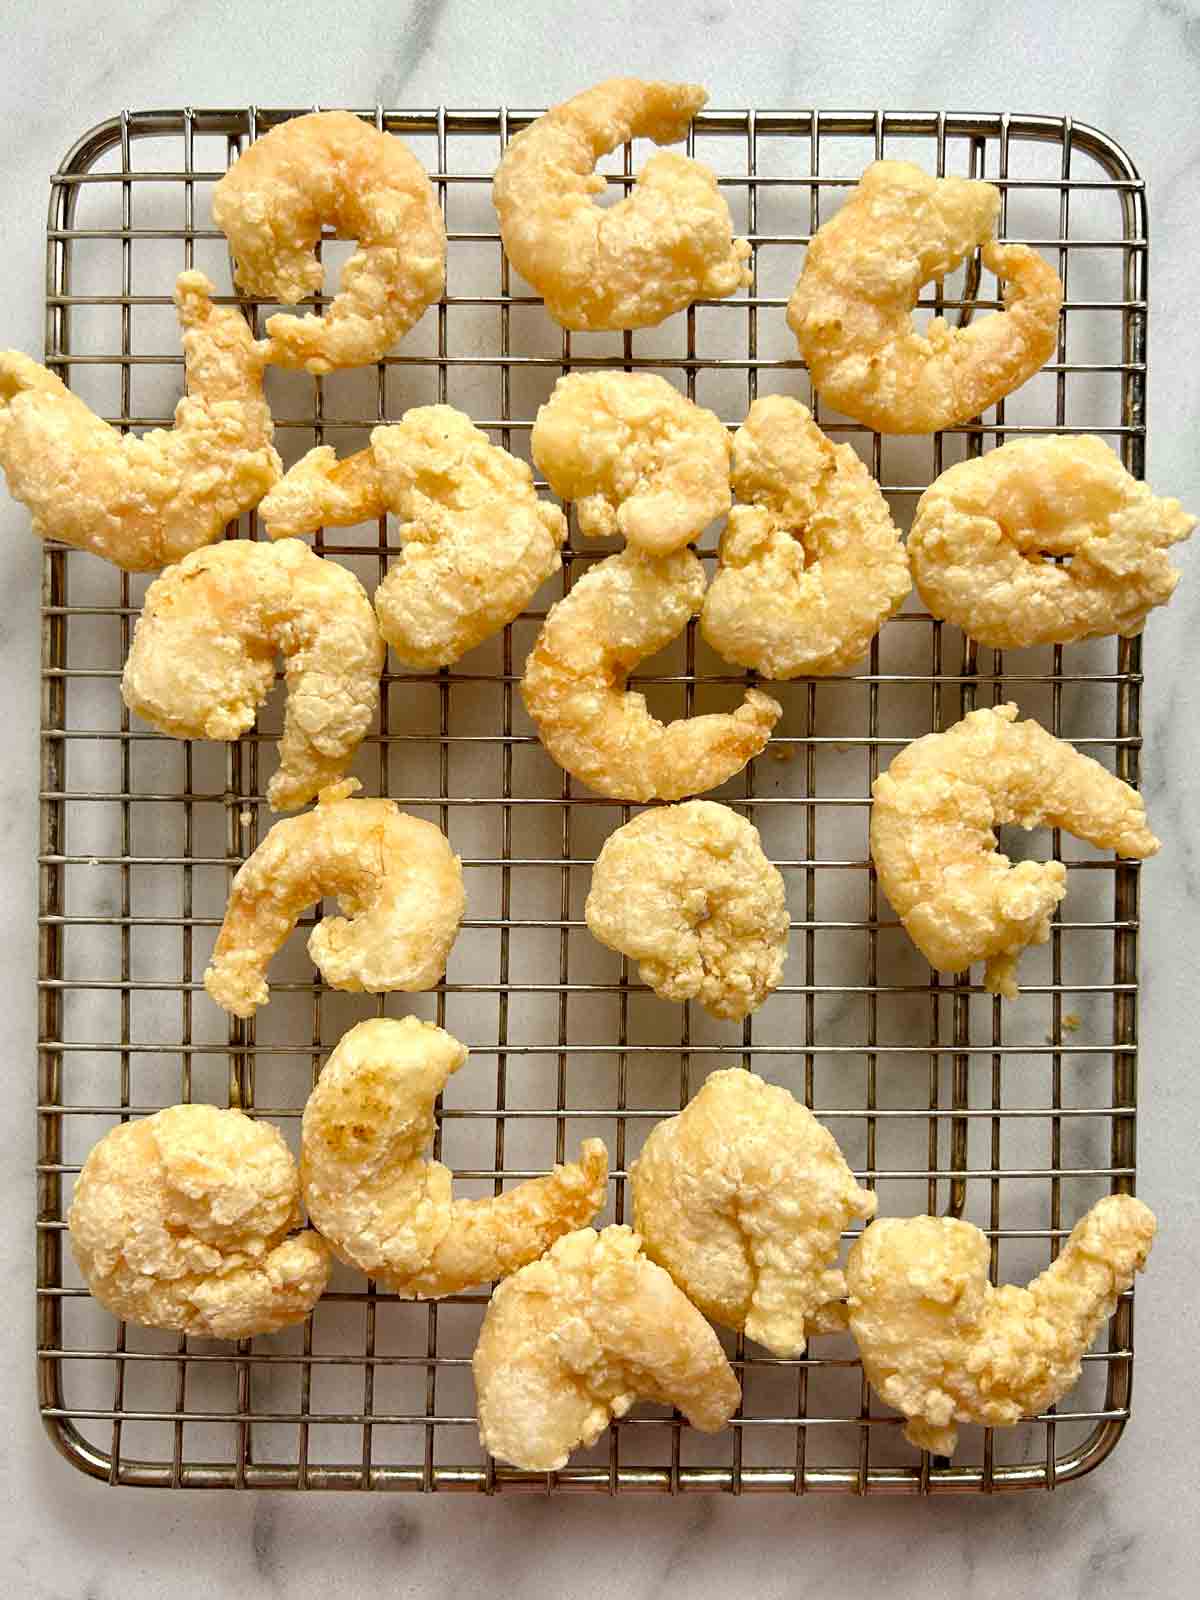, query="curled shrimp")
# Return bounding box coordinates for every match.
[846,1195,1156,1454]
[492,78,751,331]
[259,405,566,668]
[122,539,384,812]
[531,370,731,556]
[301,1016,608,1298]
[786,160,1063,434]
[521,547,781,801]
[870,703,1159,997]
[212,111,446,374]
[908,435,1197,647]
[585,802,789,1020]
[68,1104,330,1340]
[473,1225,741,1471]
[631,1069,877,1355]
[204,779,465,1018]
[700,395,911,677]
[0,271,279,571]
